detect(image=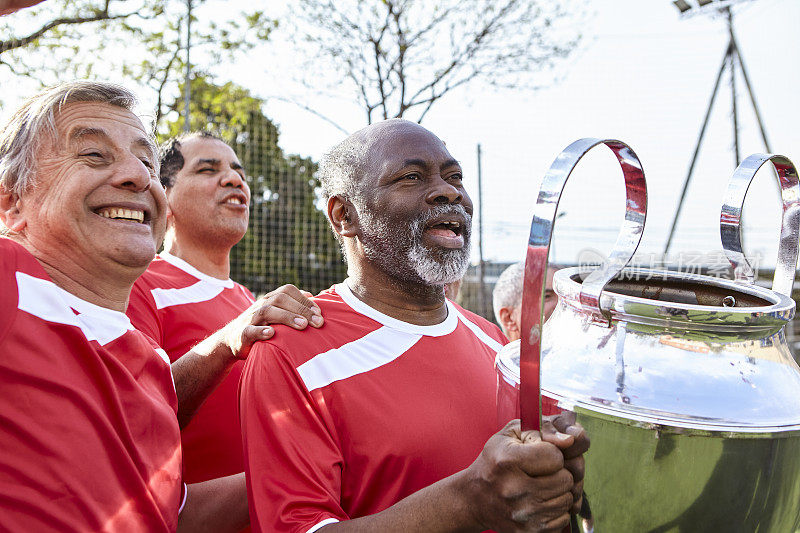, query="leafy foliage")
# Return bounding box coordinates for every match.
[161,76,348,296]
[0,0,276,123]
